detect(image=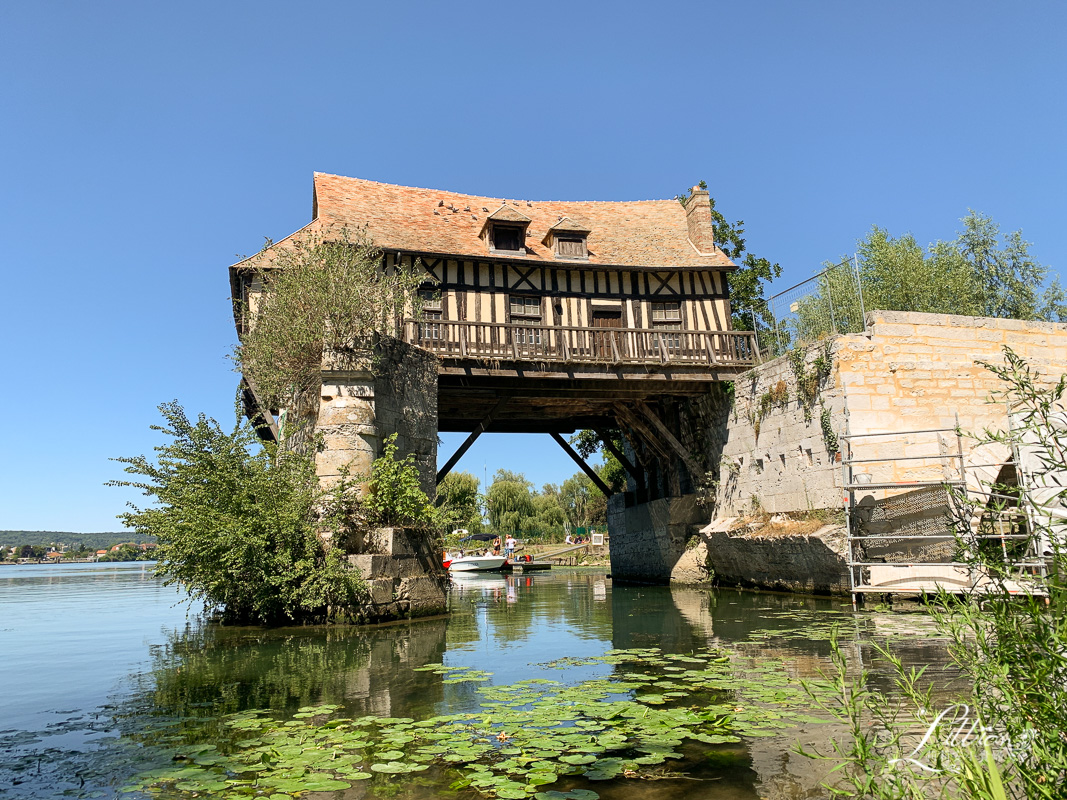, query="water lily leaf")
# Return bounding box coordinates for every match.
[526,771,557,786]
[559,754,596,765]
